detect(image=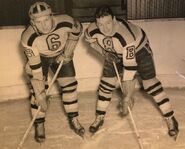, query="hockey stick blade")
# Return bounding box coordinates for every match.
[113,62,144,149]
[17,60,64,149]
[176,71,185,80]
[78,131,87,141]
[173,130,180,142]
[90,128,107,139]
